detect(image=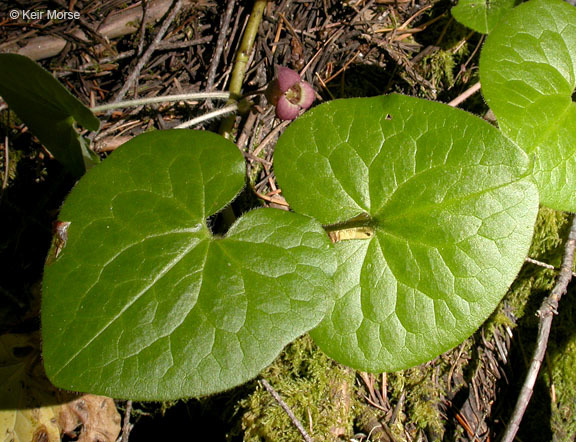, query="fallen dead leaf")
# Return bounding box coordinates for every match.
[0,333,121,442]
[59,395,121,442]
